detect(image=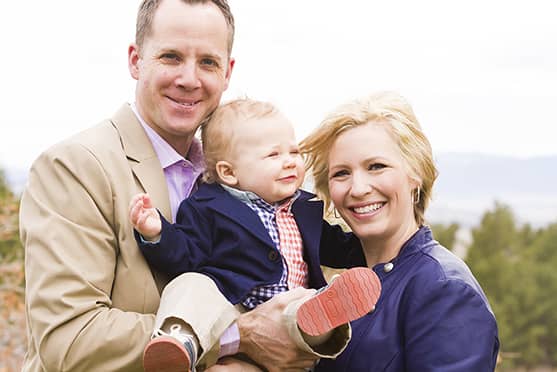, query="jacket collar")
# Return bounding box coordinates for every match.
[110,104,172,221]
